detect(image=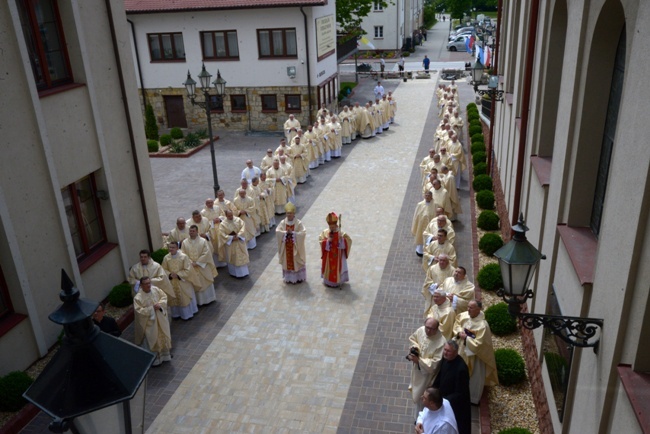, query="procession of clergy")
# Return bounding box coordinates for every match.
[408,82,498,434]
[124,96,401,367]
